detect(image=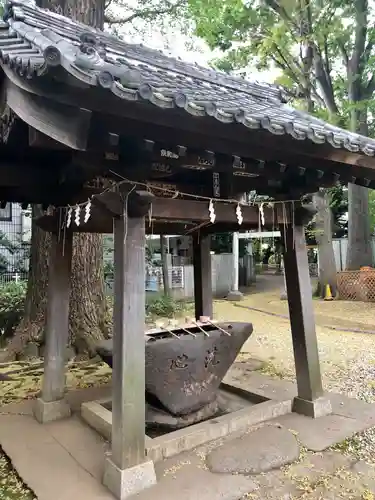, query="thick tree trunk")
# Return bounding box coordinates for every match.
[43,0,105,28]
[5,0,108,358]
[346,184,373,269]
[69,233,108,355]
[313,191,337,297]
[346,114,373,270]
